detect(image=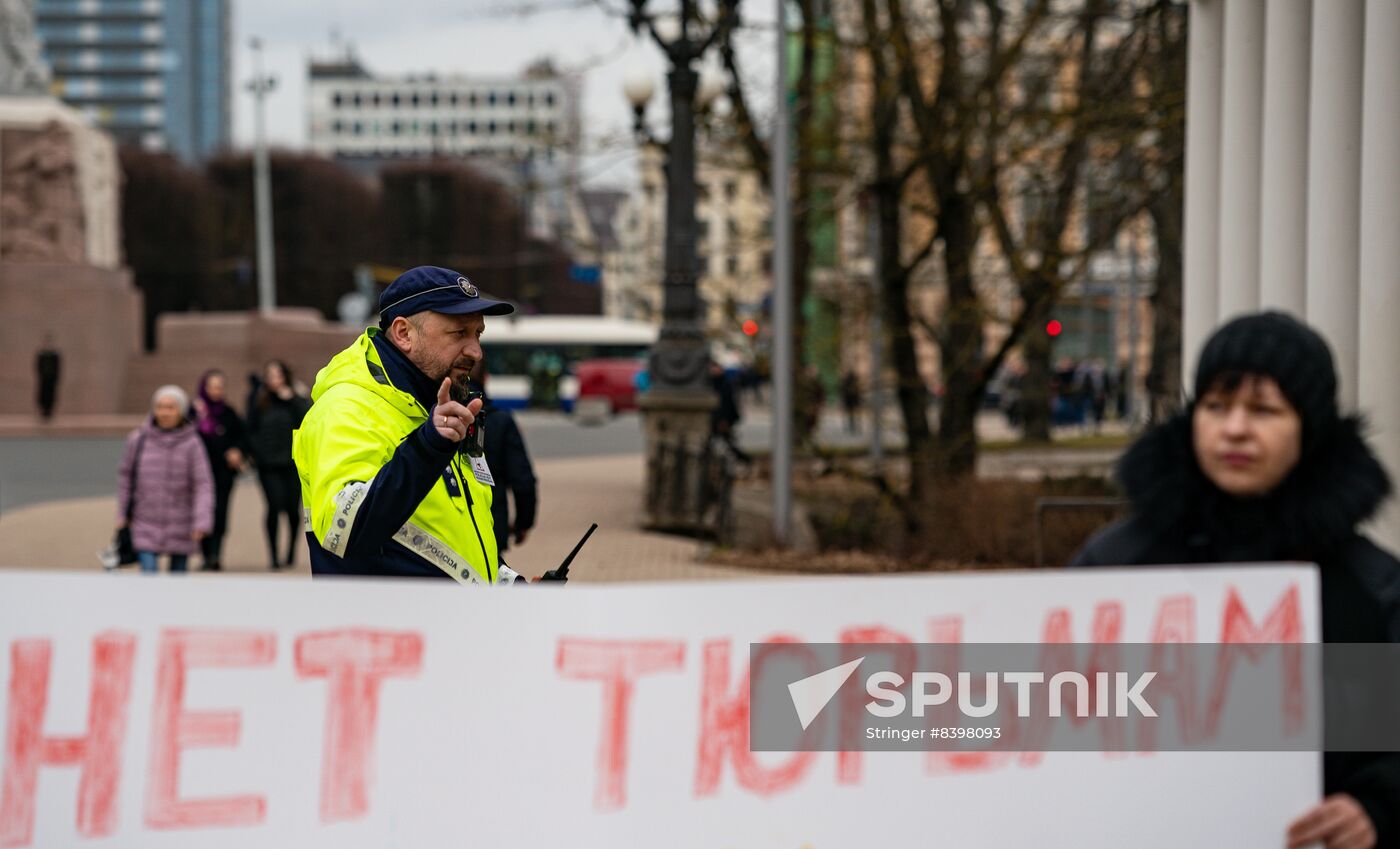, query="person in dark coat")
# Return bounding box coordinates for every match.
[246,360,312,570]
[192,369,248,571]
[840,369,862,434]
[470,372,537,557]
[1072,311,1400,849]
[711,360,752,463]
[35,335,60,421]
